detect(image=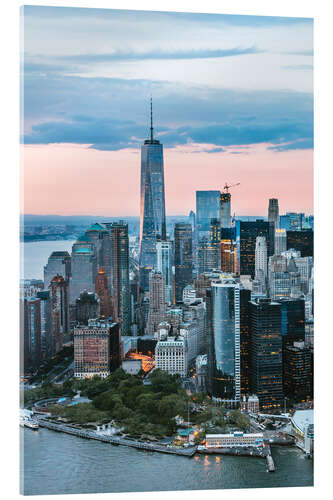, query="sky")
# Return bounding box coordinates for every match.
[22,6,313,216]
